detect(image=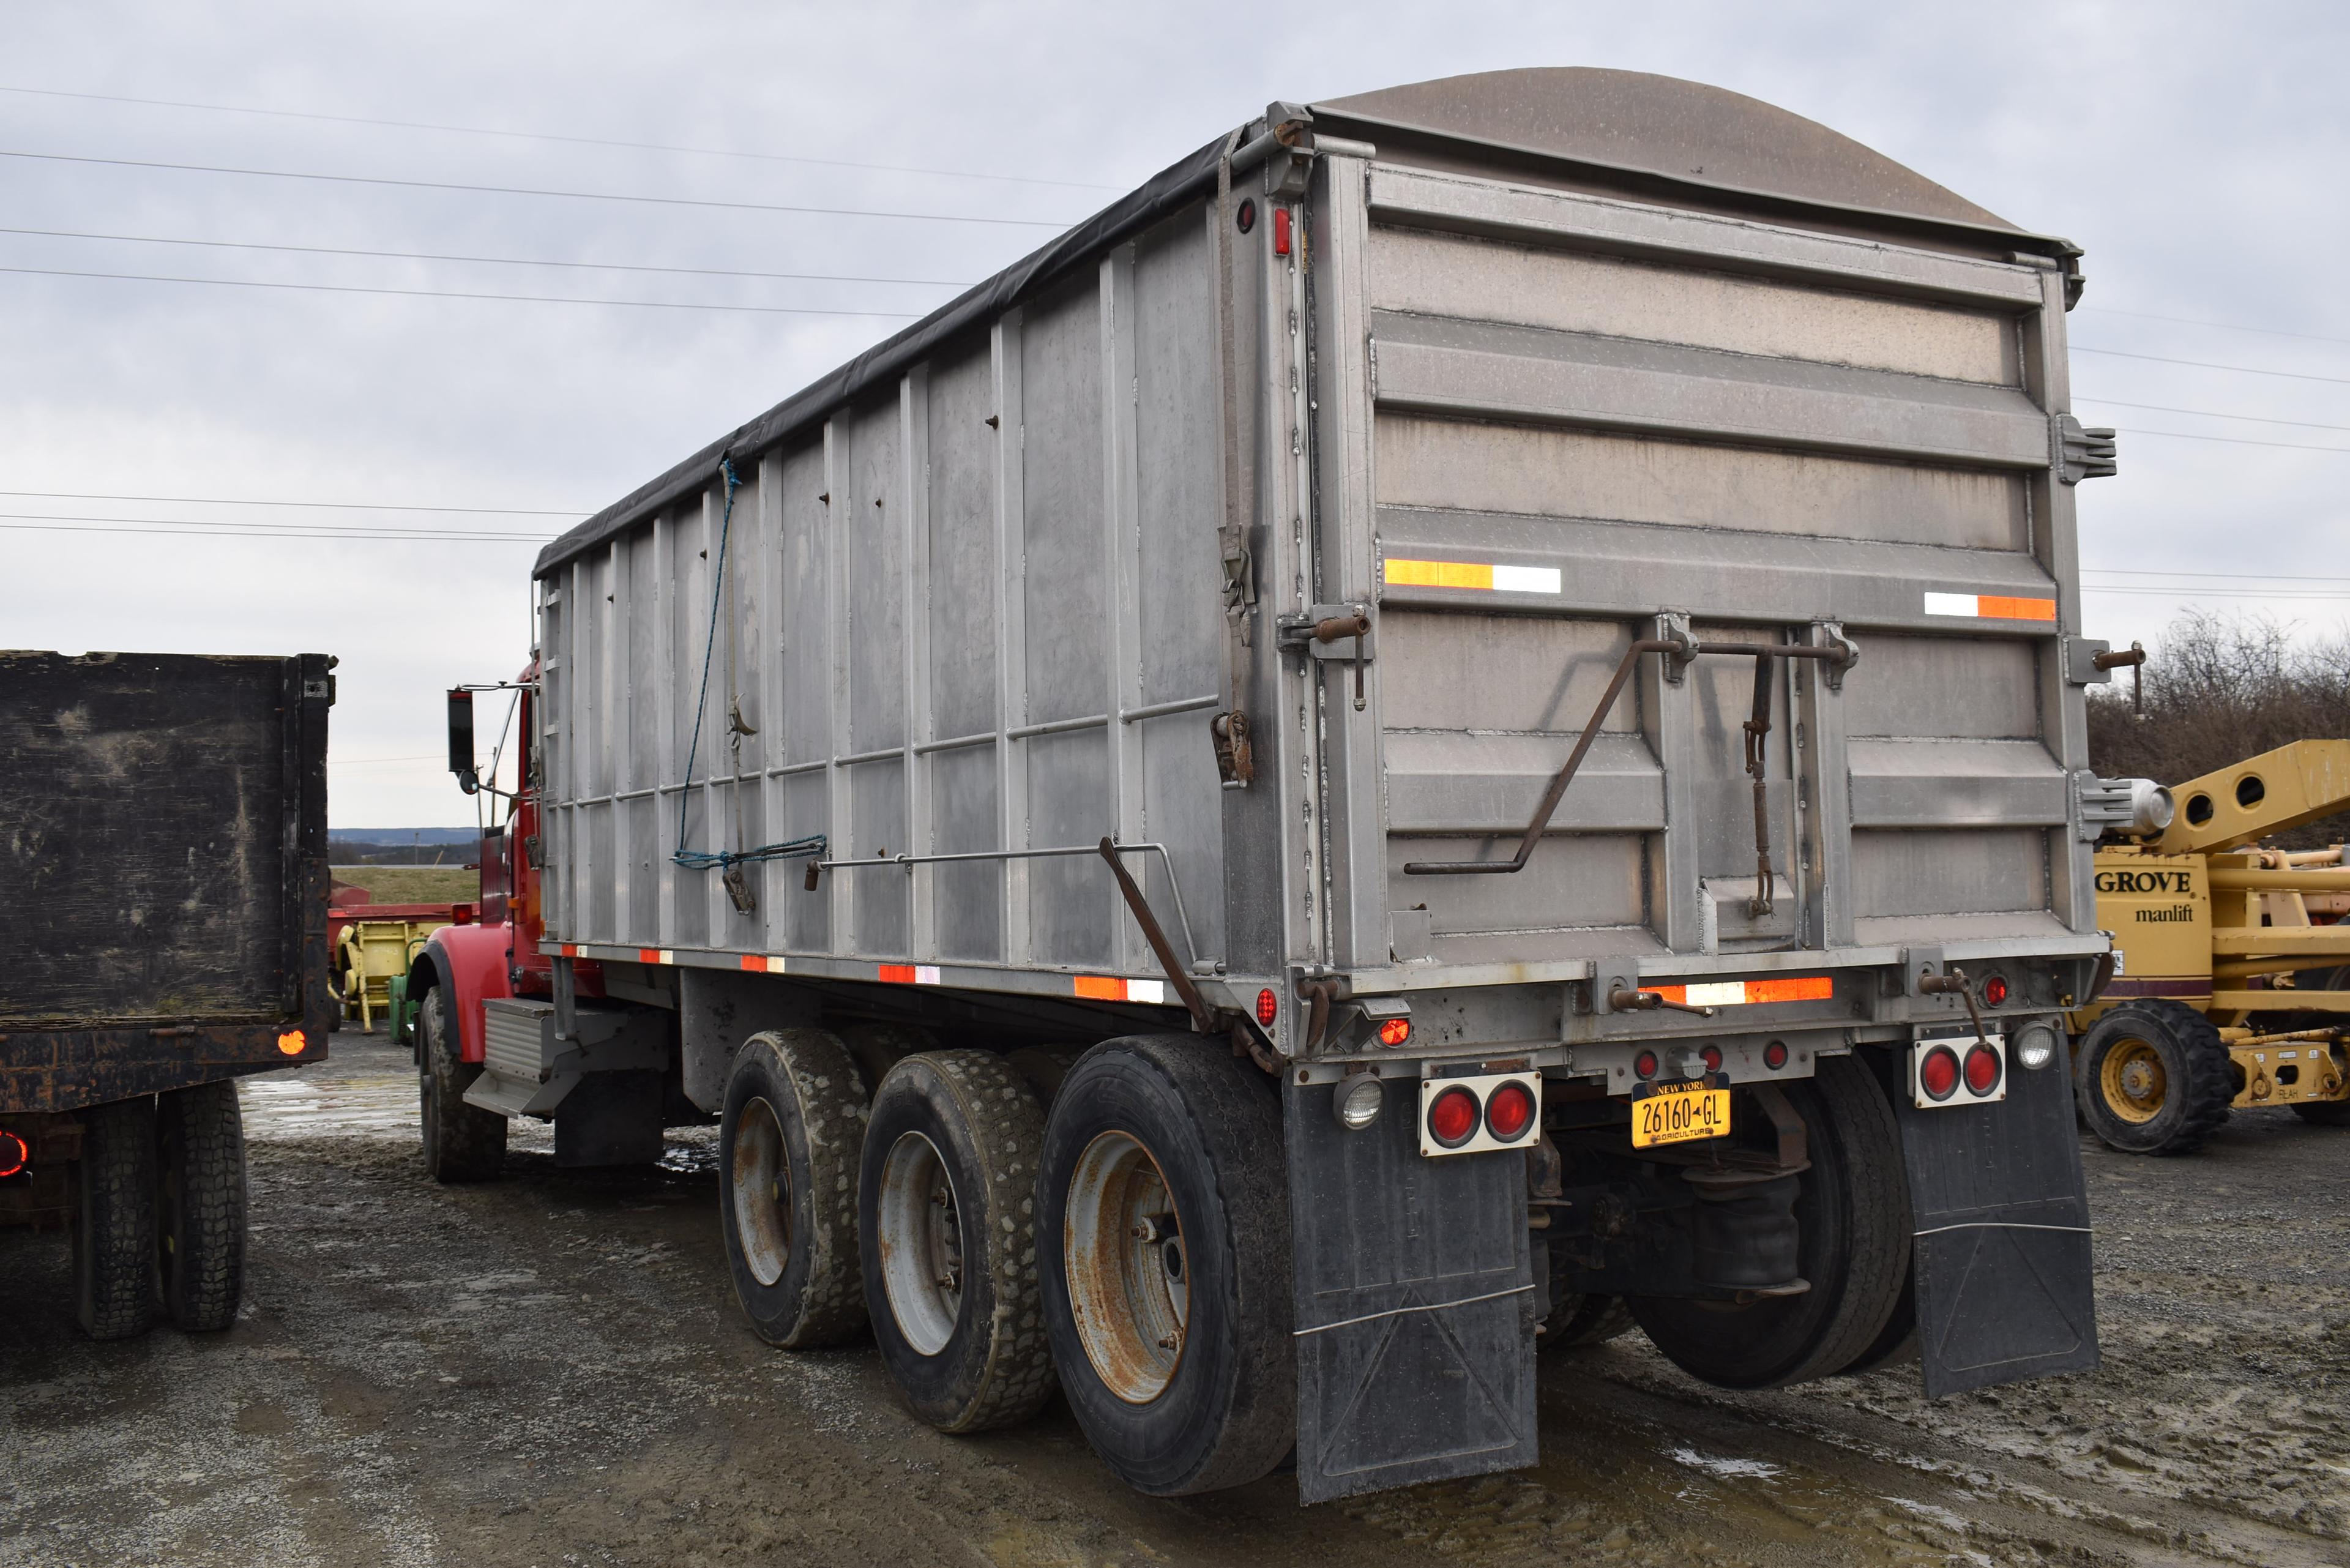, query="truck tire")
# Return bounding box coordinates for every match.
[73,1096,157,1340]
[157,1080,248,1332]
[719,1029,870,1348]
[1630,1056,1910,1389]
[1038,1036,1293,1496]
[1540,1291,1634,1352]
[860,1050,1056,1432]
[2075,1000,2233,1154]
[419,984,506,1182]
